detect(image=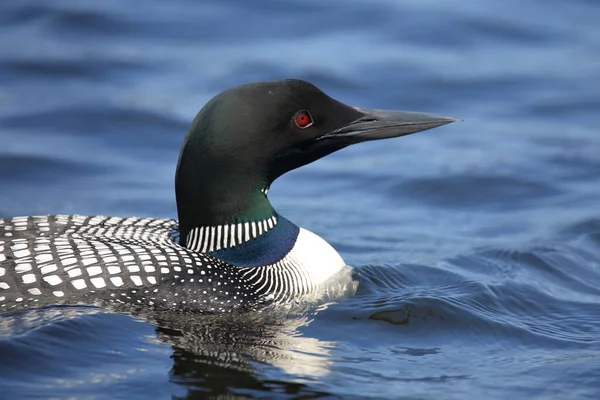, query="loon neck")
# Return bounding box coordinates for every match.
[175,186,275,247]
[174,112,277,246]
[185,213,279,253]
